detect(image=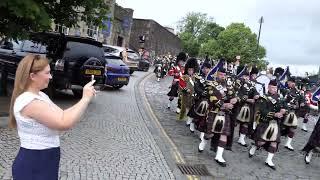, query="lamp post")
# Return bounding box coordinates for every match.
[256,16,264,60]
